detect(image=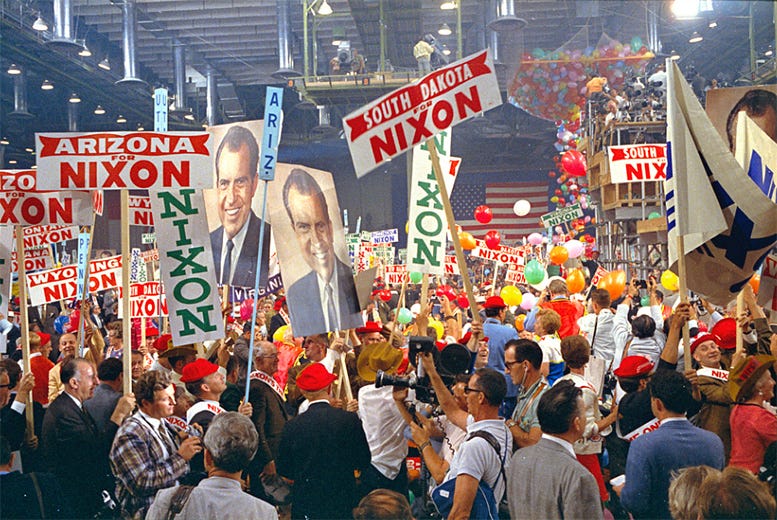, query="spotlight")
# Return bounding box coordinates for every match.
[438,23,452,36]
[7,64,21,75]
[69,92,81,103]
[98,58,111,70]
[689,31,703,43]
[94,105,106,115]
[0,137,9,145]
[40,79,54,90]
[78,44,92,57]
[116,115,127,123]
[32,15,48,31]
[317,0,333,16]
